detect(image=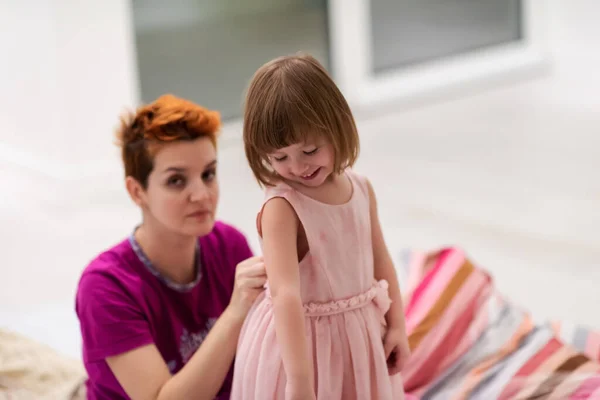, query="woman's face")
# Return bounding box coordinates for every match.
[130,137,219,238]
